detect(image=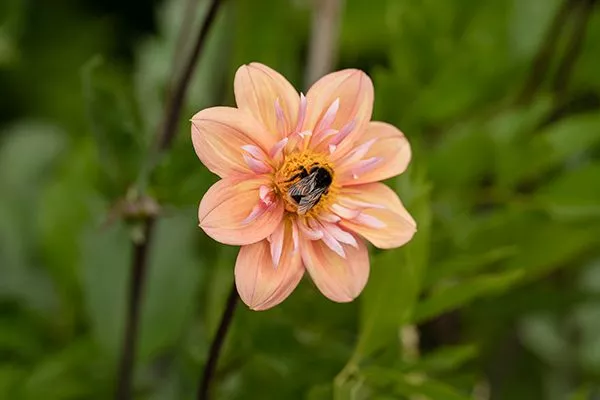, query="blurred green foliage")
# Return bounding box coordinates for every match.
[1,0,600,399]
